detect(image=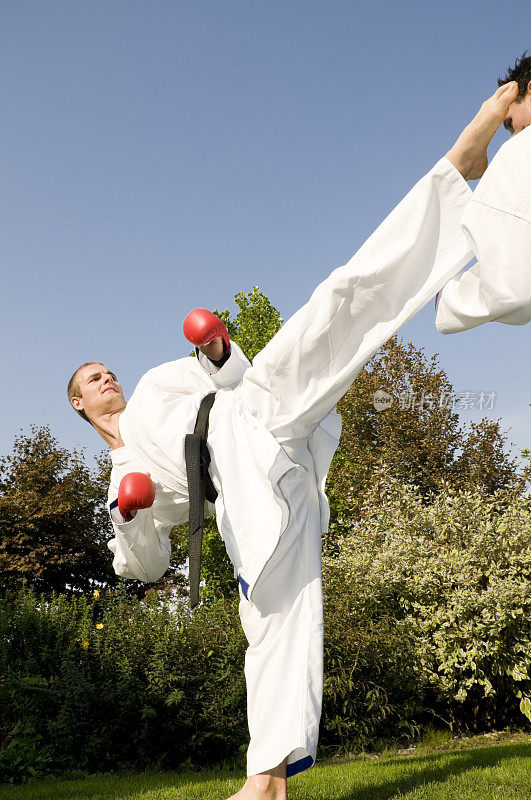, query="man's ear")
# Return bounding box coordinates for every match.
[71,396,84,412]
[527,80,531,96]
